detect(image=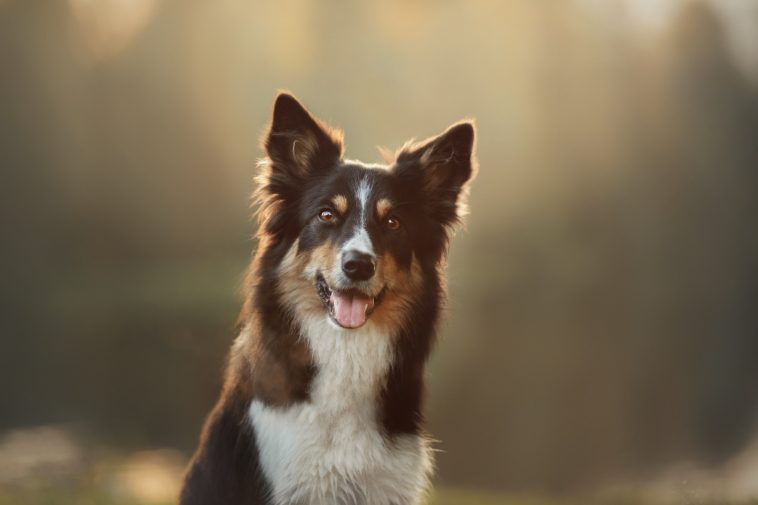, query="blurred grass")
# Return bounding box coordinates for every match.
[2,487,756,505]
[0,488,574,505]
[429,489,579,505]
[0,429,751,505]
[0,489,168,505]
